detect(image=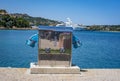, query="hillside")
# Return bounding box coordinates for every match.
[10,13,60,26]
[0,9,60,29]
